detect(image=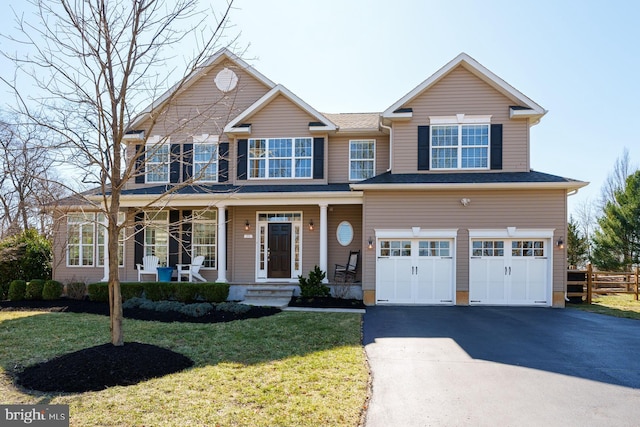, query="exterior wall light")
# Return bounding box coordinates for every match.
[368,237,374,250]
[308,220,314,231]
[556,237,564,249]
[244,220,250,231]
